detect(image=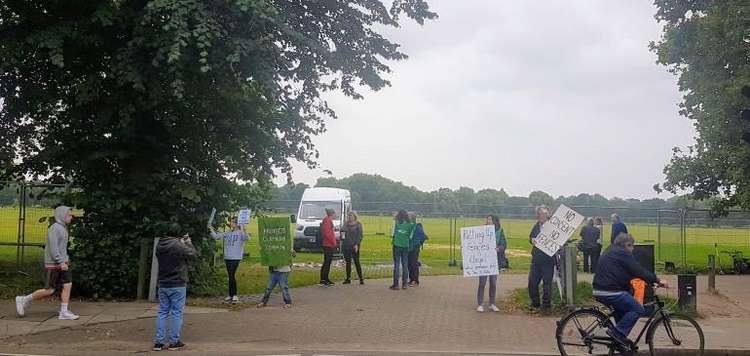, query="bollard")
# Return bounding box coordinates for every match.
[678,274,697,313]
[137,239,149,300]
[563,244,577,305]
[708,255,716,292]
